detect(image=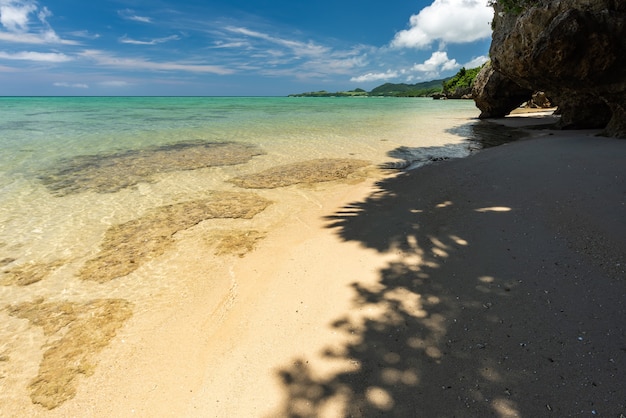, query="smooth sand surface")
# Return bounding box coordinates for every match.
[12,115,626,417]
